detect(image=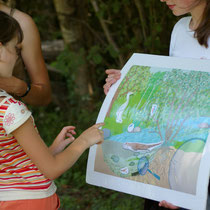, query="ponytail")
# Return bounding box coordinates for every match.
[195,1,210,48]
